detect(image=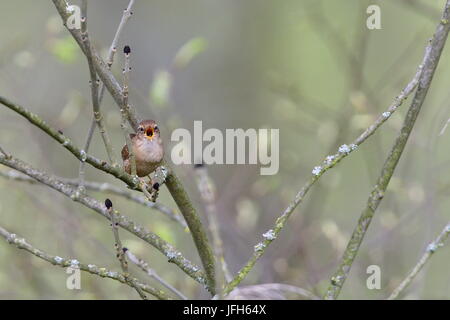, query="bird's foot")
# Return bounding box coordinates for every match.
[139,177,159,202]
